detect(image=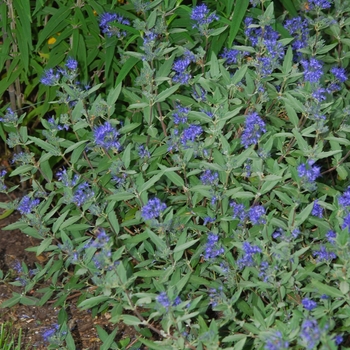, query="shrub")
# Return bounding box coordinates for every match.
[1,0,350,348]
